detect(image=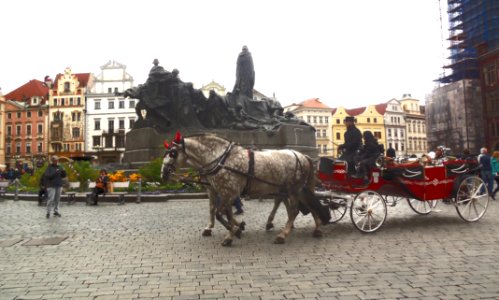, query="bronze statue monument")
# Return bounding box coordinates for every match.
[123,46,316,165]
